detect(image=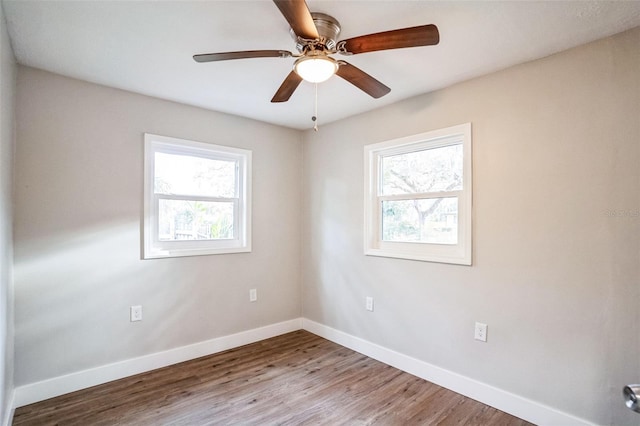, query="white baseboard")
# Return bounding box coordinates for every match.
[14,318,302,408]
[11,317,597,426]
[302,319,596,426]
